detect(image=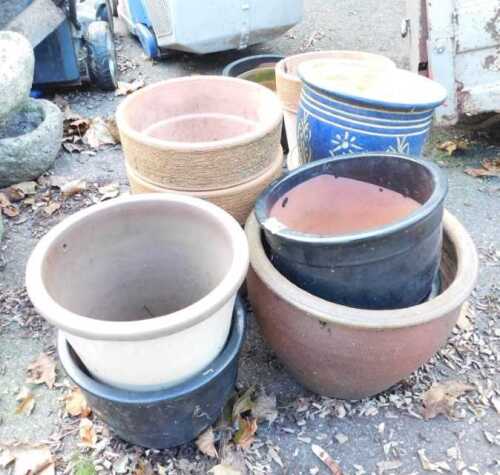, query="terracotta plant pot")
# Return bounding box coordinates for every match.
[57,296,247,449]
[255,153,448,309]
[26,194,249,391]
[116,76,283,191]
[245,210,478,399]
[275,51,395,154]
[126,148,284,225]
